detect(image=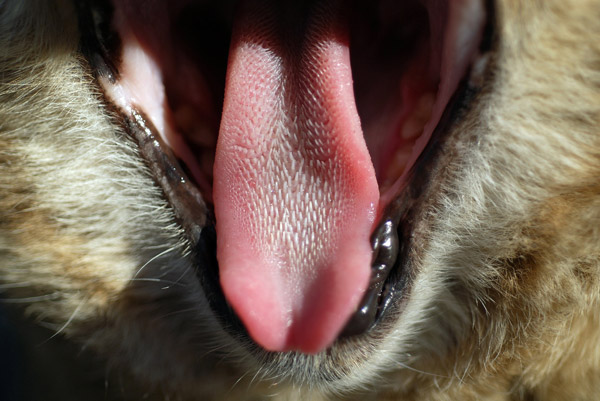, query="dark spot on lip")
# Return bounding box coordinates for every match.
[75,0,121,83]
[341,219,399,337]
[123,109,209,245]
